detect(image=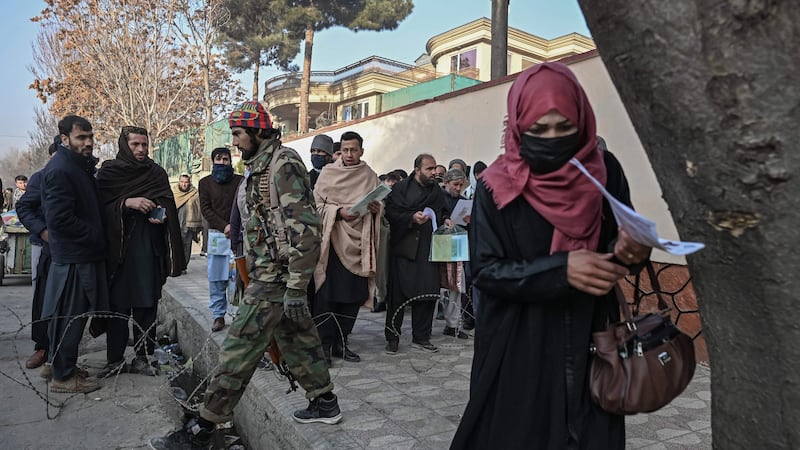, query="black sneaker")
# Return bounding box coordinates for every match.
[443,327,469,339]
[462,316,475,331]
[385,340,399,355]
[332,344,361,362]
[148,417,213,449]
[292,394,343,424]
[411,340,439,353]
